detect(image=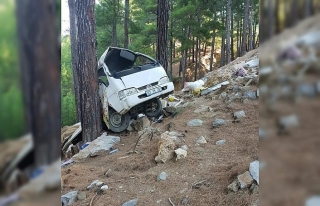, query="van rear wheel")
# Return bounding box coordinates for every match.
[145,98,162,117]
[109,108,130,133]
